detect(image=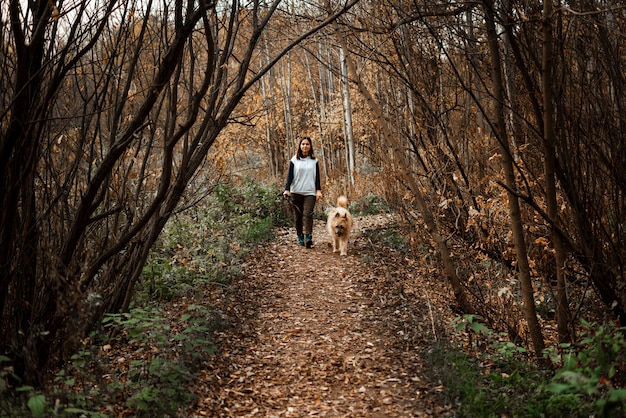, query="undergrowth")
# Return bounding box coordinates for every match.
[349,193,391,215]
[430,314,626,417]
[0,179,288,417]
